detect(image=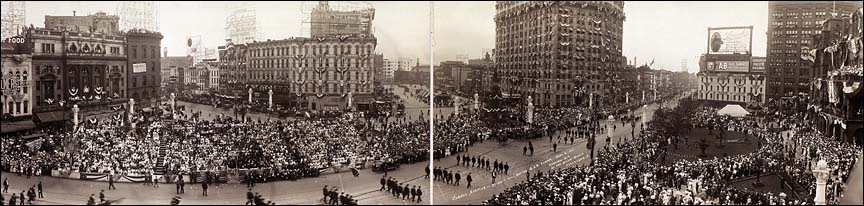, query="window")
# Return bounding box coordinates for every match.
[41,43,55,53]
